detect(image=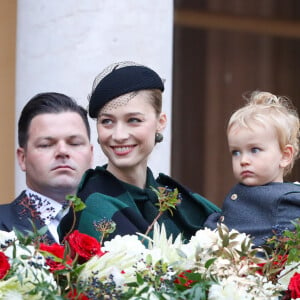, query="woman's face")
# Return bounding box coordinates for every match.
[96,91,166,173]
